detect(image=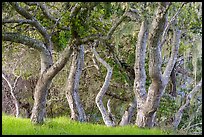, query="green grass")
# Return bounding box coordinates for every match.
[2,113,168,135]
